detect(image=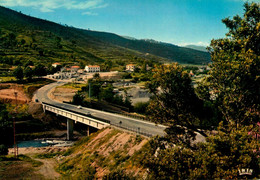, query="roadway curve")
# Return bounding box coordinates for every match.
[35,81,166,136]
